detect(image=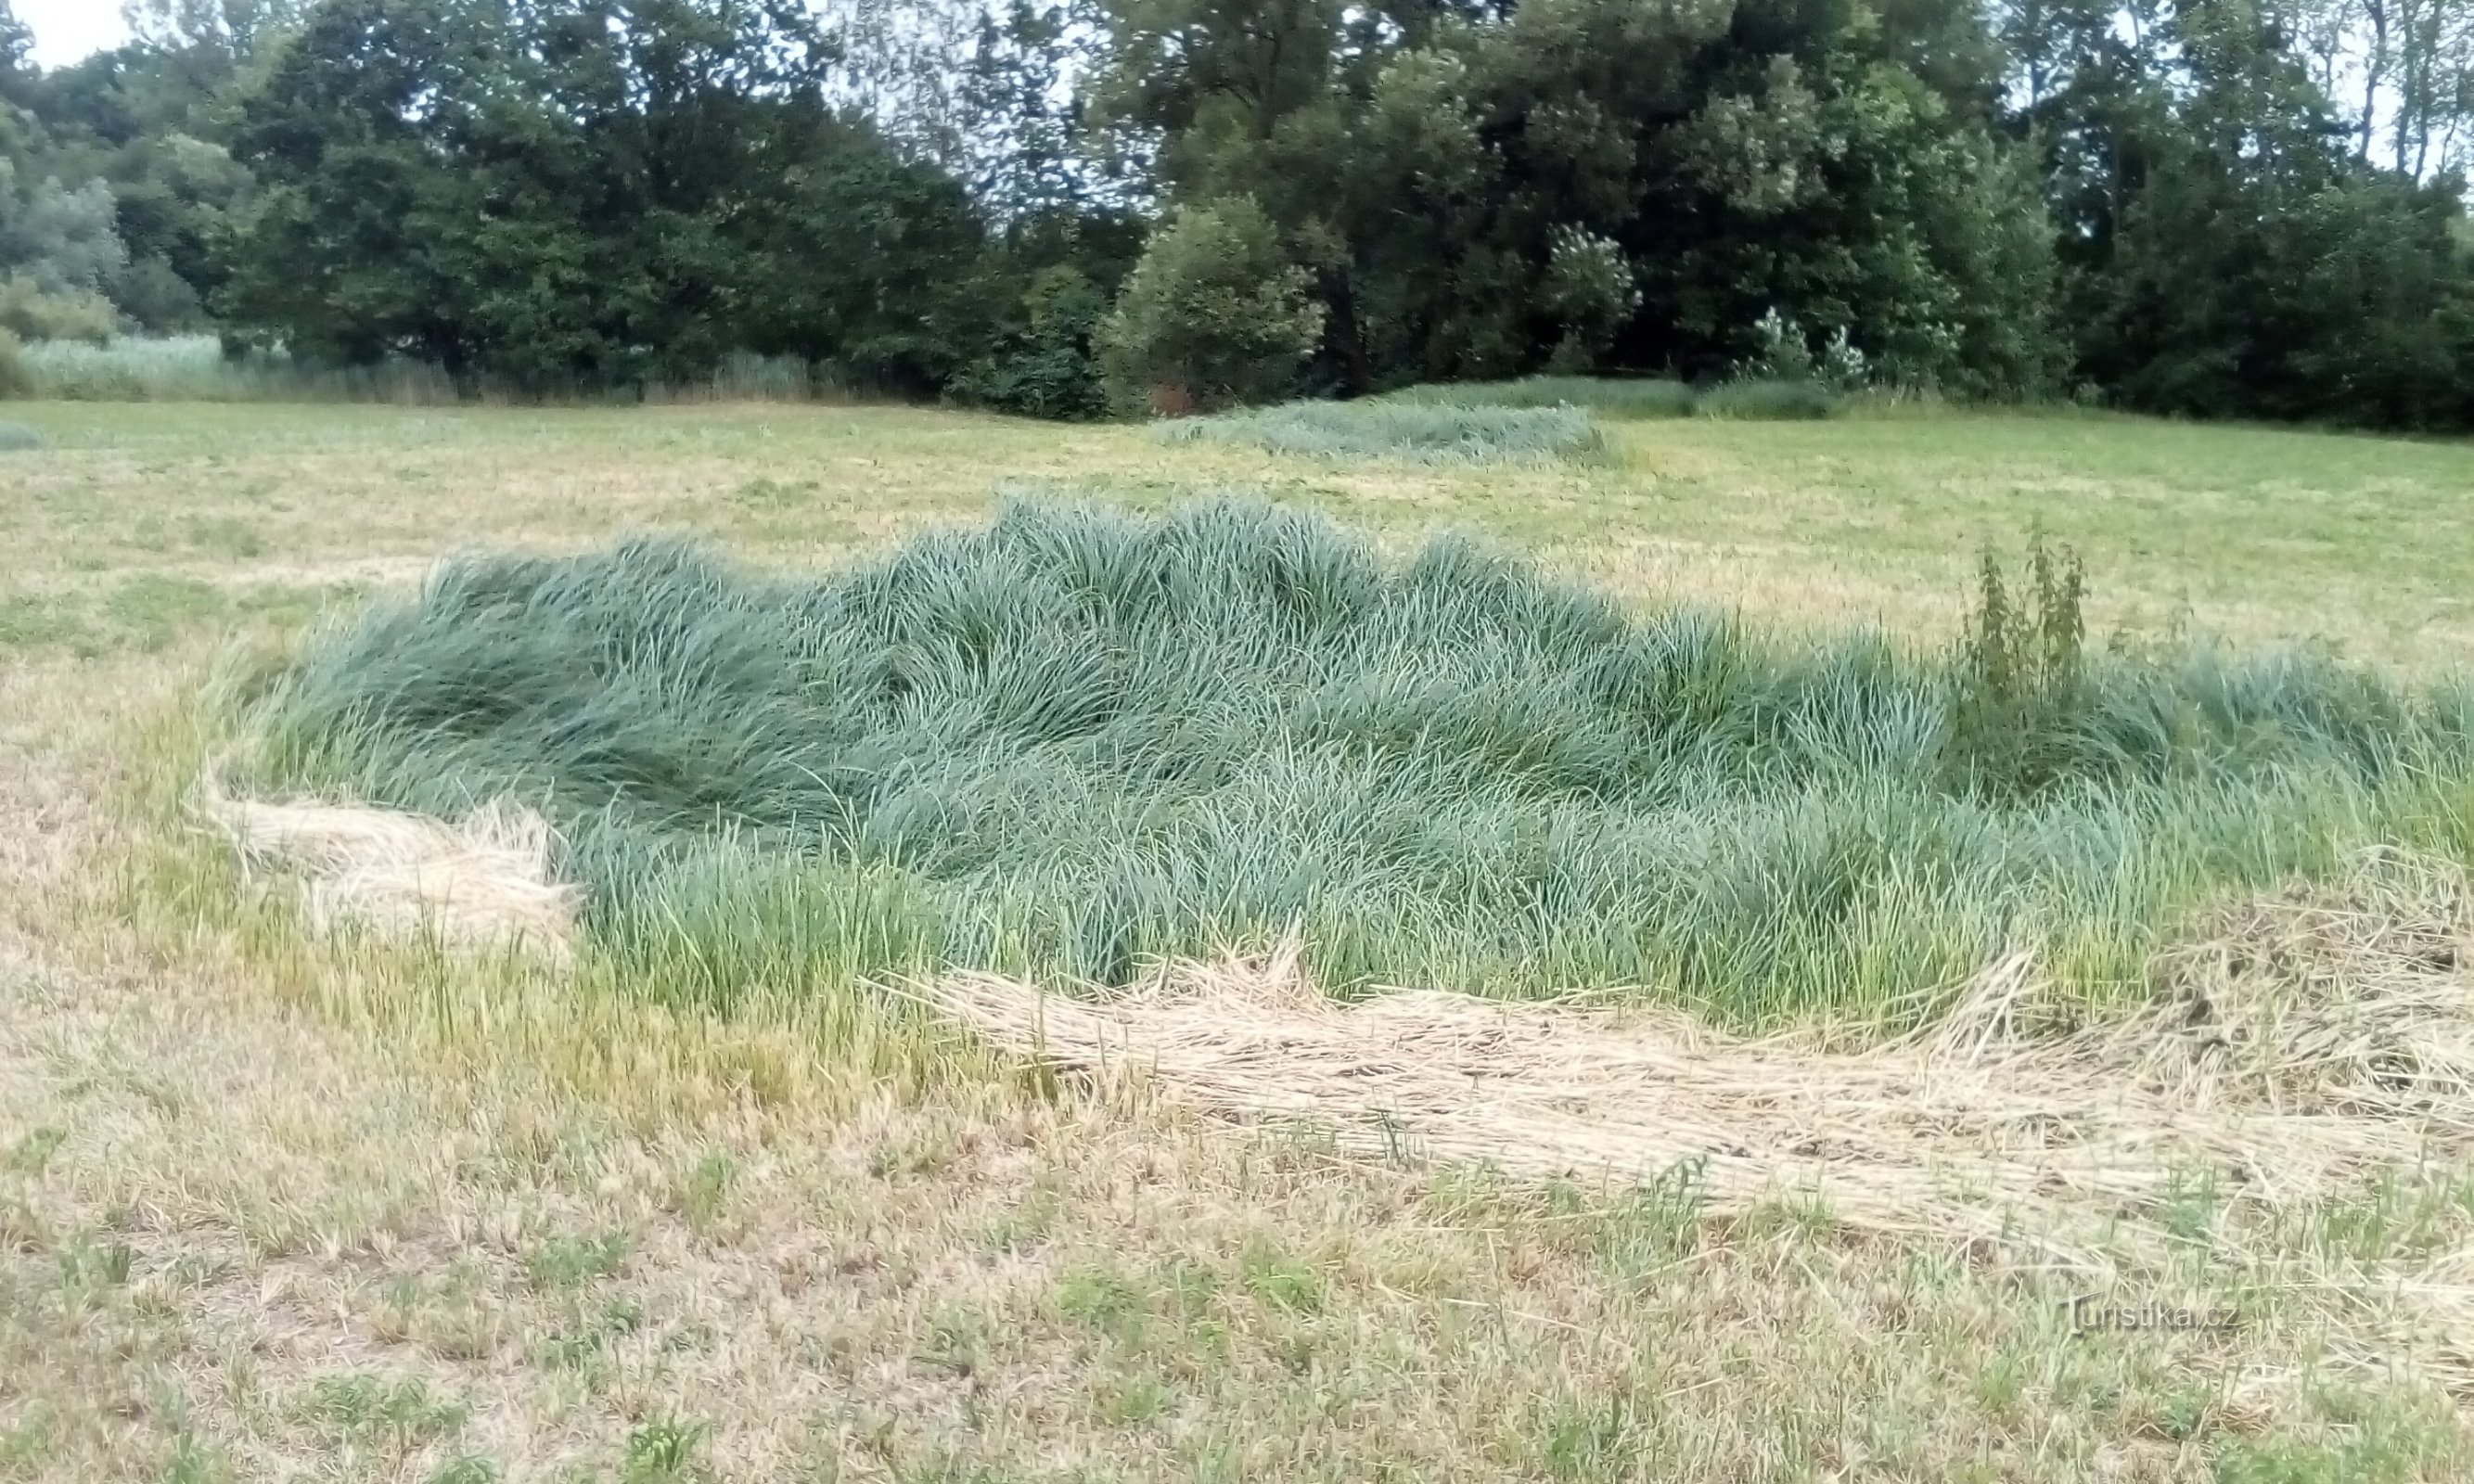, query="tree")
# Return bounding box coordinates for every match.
[1096,195,1324,409]
[216,0,989,389]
